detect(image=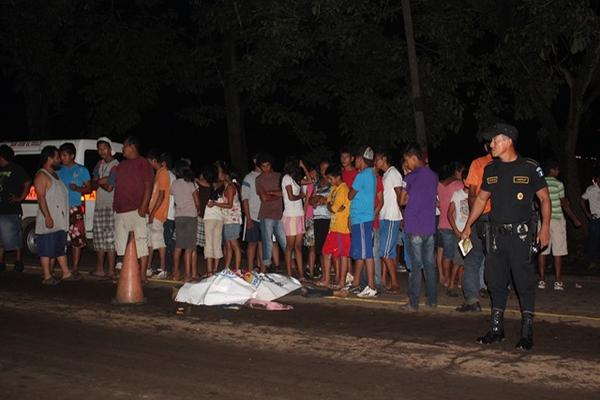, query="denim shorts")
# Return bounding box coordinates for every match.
[223,223,241,241]
[439,228,457,260]
[0,214,22,251]
[36,230,67,258]
[243,220,261,242]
